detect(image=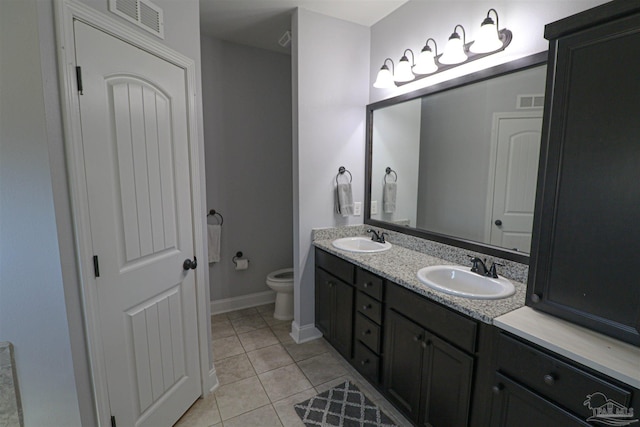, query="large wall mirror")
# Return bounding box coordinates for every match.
[365,52,548,264]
